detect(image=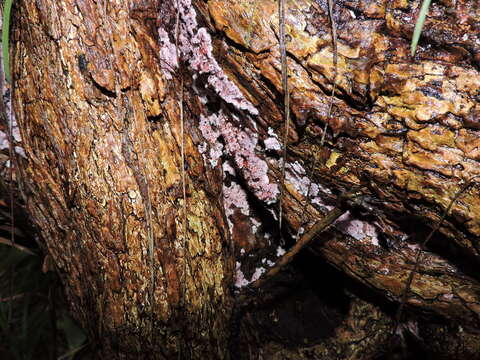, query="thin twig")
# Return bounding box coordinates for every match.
[247,188,365,292]
[57,344,88,360]
[249,205,345,290]
[300,0,338,235]
[278,0,290,236]
[245,0,259,46]
[320,0,338,146]
[391,176,480,339]
[0,237,35,255]
[175,0,188,305]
